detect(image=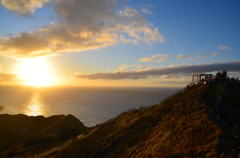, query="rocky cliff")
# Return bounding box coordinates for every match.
[0,114,87,157]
